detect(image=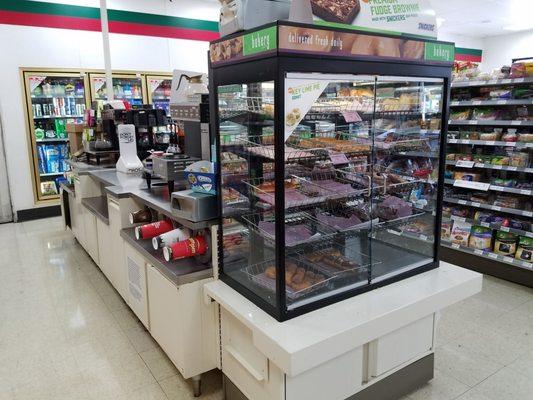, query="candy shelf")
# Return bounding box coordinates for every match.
[443,197,533,218]
[449,120,533,126]
[442,242,532,271]
[451,77,533,88]
[446,160,533,173]
[447,138,533,148]
[443,216,533,239]
[450,99,533,107]
[444,179,533,196]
